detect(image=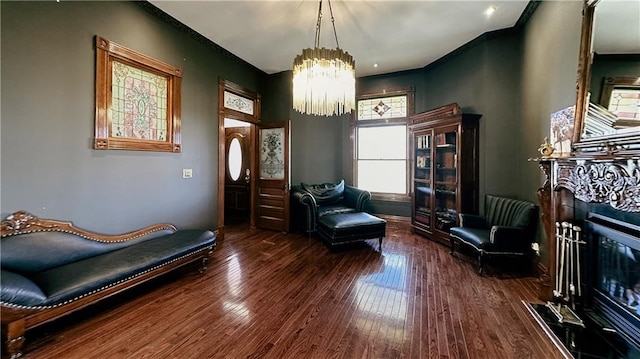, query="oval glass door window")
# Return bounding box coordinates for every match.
[228,138,242,181]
